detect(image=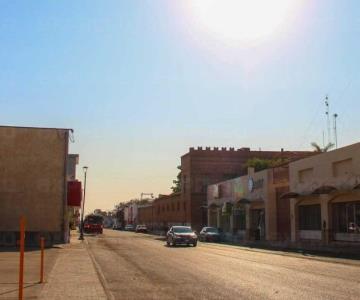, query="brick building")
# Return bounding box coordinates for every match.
[137,193,186,232]
[137,203,154,229]
[180,147,312,231]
